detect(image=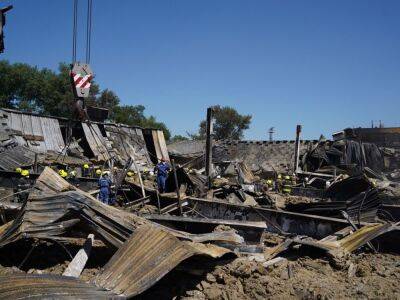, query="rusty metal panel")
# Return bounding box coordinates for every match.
[0,168,234,297]
[93,224,231,297]
[82,122,111,161]
[93,224,196,296]
[0,274,119,299]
